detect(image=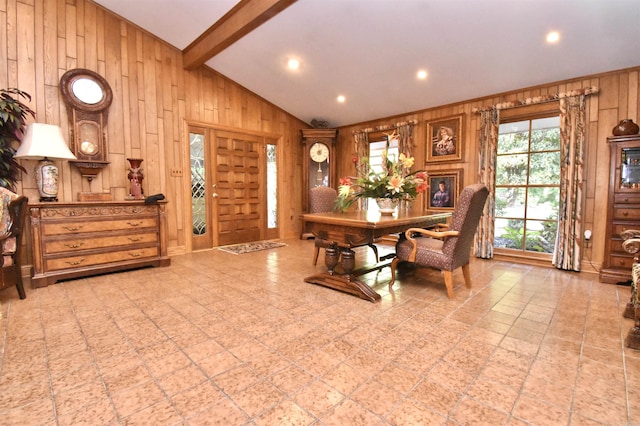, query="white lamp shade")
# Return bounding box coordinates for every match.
[14,123,77,160]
